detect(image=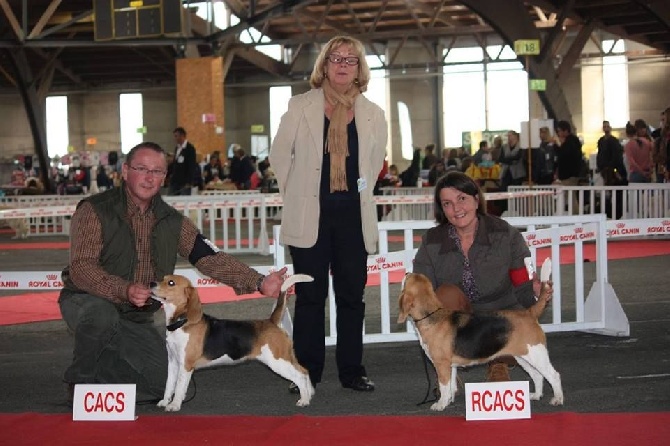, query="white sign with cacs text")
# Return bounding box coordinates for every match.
[465,381,531,421]
[72,384,136,421]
